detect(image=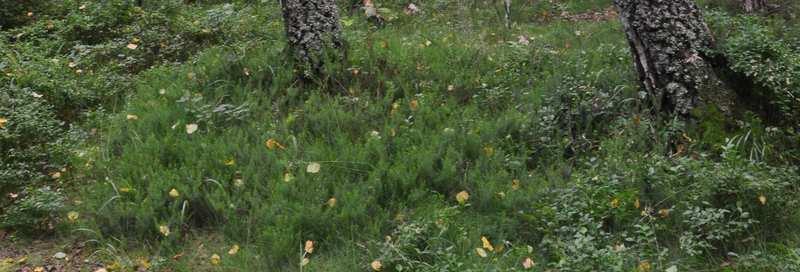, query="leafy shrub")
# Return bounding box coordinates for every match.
[521,74,635,165]
[0,0,50,29]
[516,120,800,271]
[0,186,65,234]
[710,14,800,124]
[0,85,67,196]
